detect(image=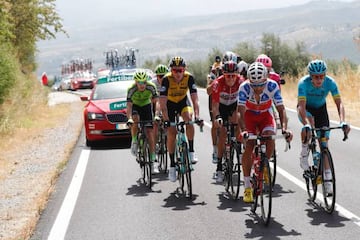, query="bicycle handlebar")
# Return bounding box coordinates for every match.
[310,125,349,142]
[244,134,291,152]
